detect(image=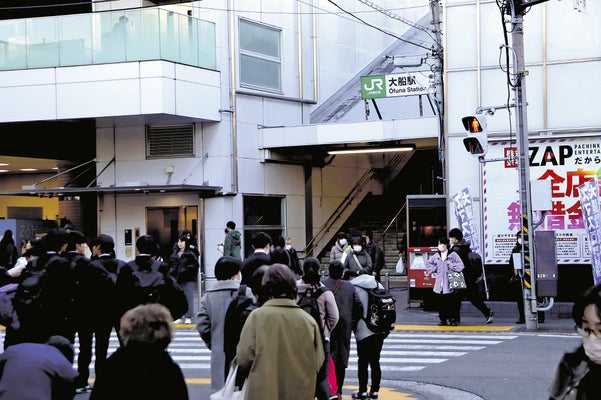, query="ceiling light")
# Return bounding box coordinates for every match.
[0,163,8,167]
[20,168,38,172]
[0,170,8,173]
[328,145,415,155]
